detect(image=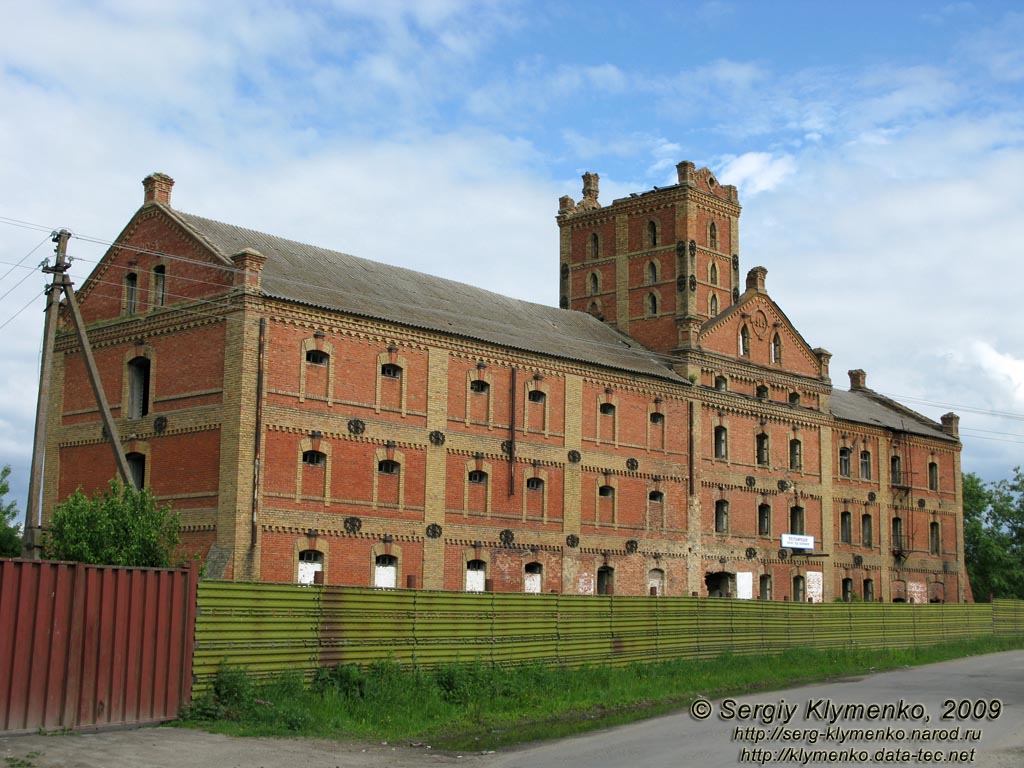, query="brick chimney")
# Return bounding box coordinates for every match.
[676,160,695,184]
[848,369,867,390]
[143,173,174,206]
[746,266,767,293]
[940,412,960,439]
